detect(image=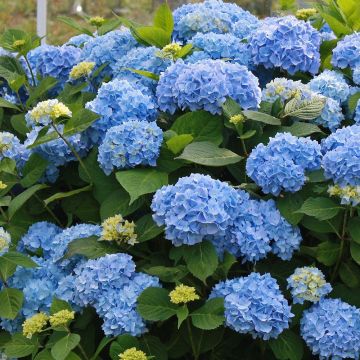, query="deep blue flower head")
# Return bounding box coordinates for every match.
[66,34,93,47]
[17,222,62,258]
[210,273,293,340]
[287,267,332,304]
[151,174,242,246]
[301,298,360,359]
[156,59,261,115]
[353,66,360,86]
[190,32,251,66]
[172,0,259,41]
[248,16,321,75]
[355,99,360,124]
[94,272,160,336]
[184,50,212,64]
[27,45,82,95]
[322,125,360,186]
[98,121,163,175]
[81,29,138,77]
[86,79,158,144]
[215,198,301,262]
[308,70,350,103]
[115,46,170,92]
[51,224,101,268]
[332,33,360,70]
[314,97,344,132]
[246,133,322,195]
